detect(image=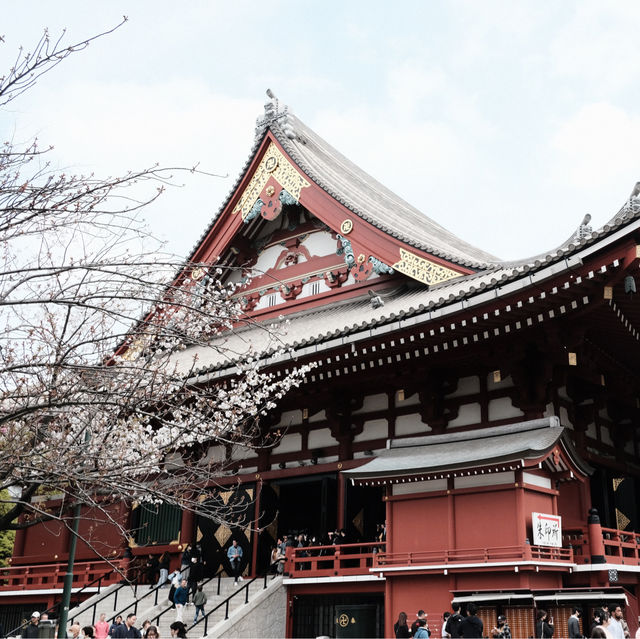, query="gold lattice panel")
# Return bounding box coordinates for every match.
[214,526,232,547]
[616,507,630,530]
[613,478,624,491]
[233,142,310,219]
[392,248,462,285]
